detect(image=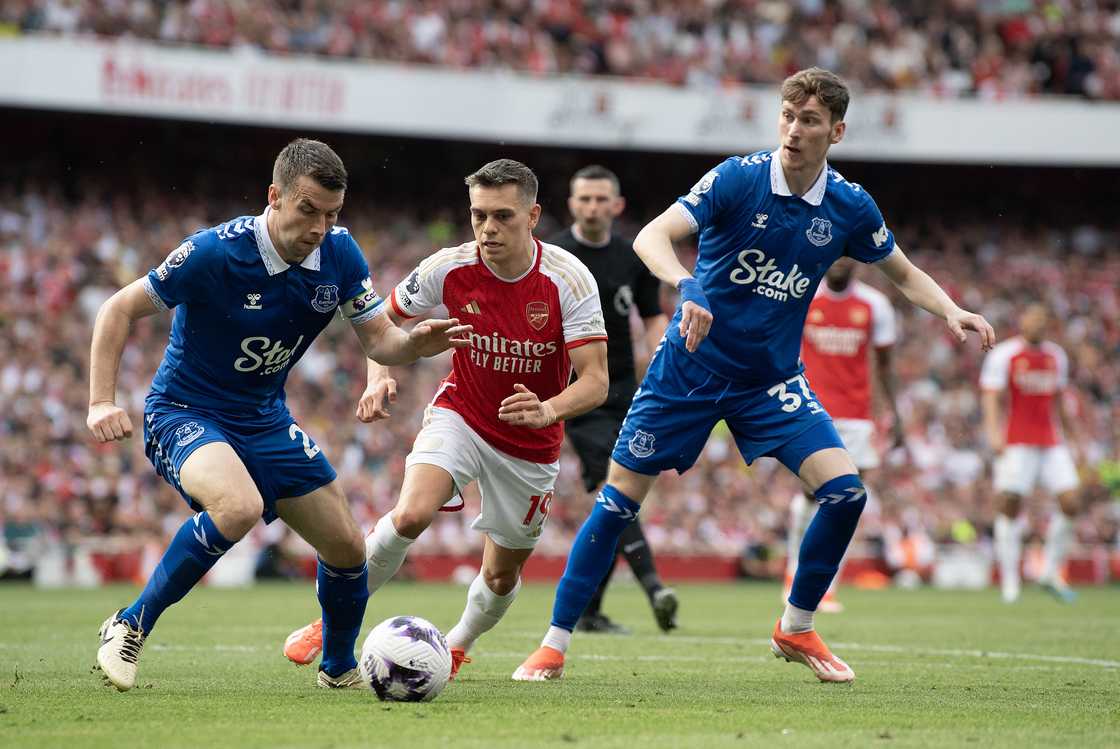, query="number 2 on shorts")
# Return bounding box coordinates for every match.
[288,424,322,459]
